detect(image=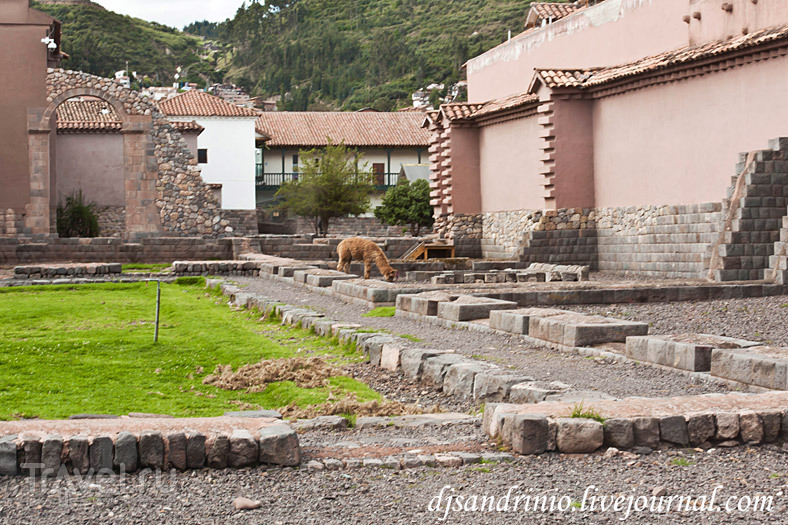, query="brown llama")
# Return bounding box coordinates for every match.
[337,237,398,281]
